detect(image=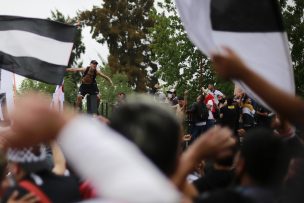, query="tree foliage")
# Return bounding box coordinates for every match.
[97,65,132,104]
[149,0,234,102]
[280,0,304,97]
[79,0,157,92]
[19,79,56,94]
